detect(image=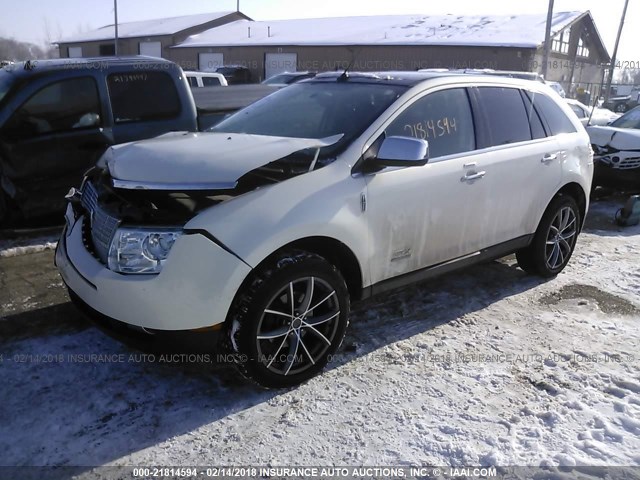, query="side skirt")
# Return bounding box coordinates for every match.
[361,235,533,300]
